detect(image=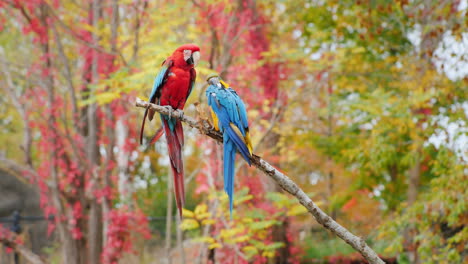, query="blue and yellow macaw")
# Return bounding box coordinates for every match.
[206,75,253,216]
